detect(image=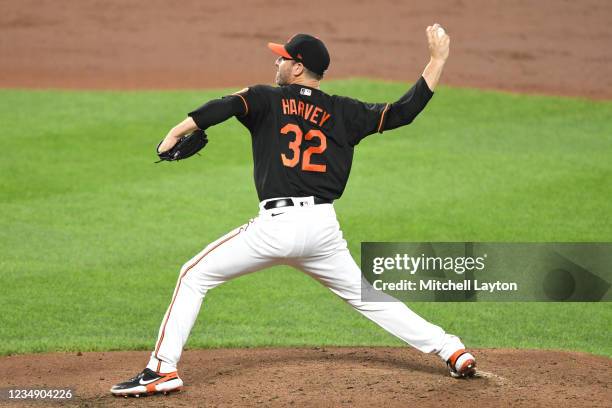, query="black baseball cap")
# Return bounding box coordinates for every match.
[268,34,330,76]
